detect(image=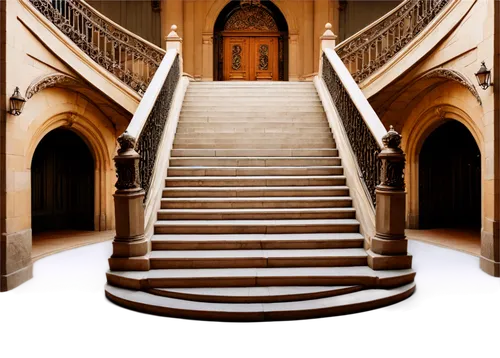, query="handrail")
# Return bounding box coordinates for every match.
[322,48,387,205]
[336,0,451,83]
[116,49,181,201]
[28,0,166,95]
